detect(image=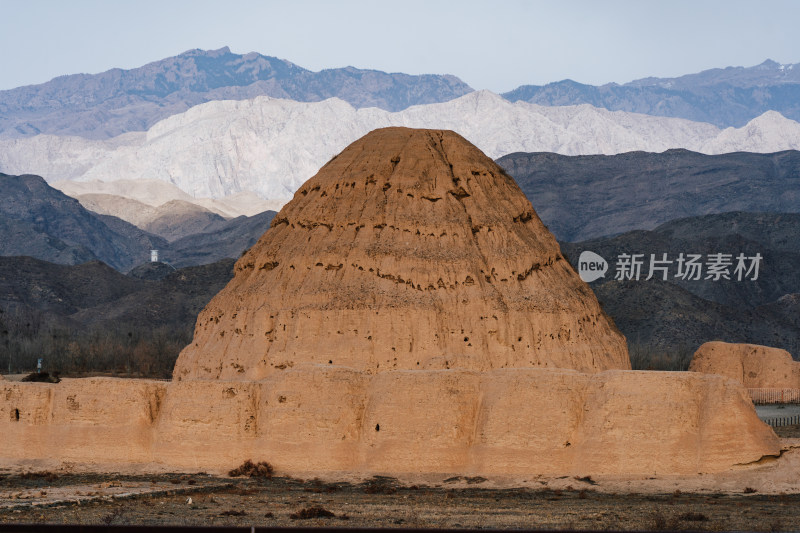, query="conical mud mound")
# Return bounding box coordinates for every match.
[174,127,629,380]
